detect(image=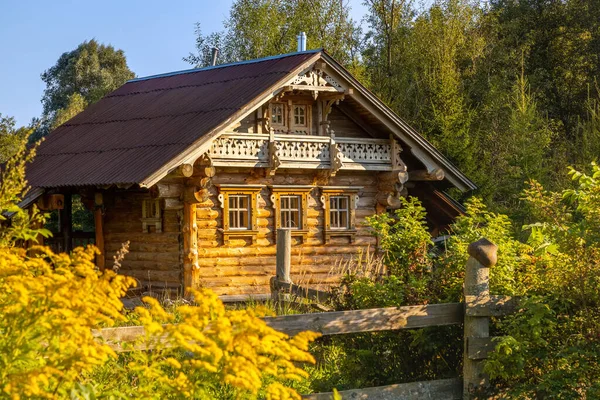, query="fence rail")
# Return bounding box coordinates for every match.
[95,233,517,399]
